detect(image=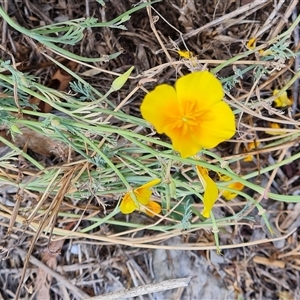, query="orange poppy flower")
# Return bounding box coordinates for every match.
[140,71,235,158]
